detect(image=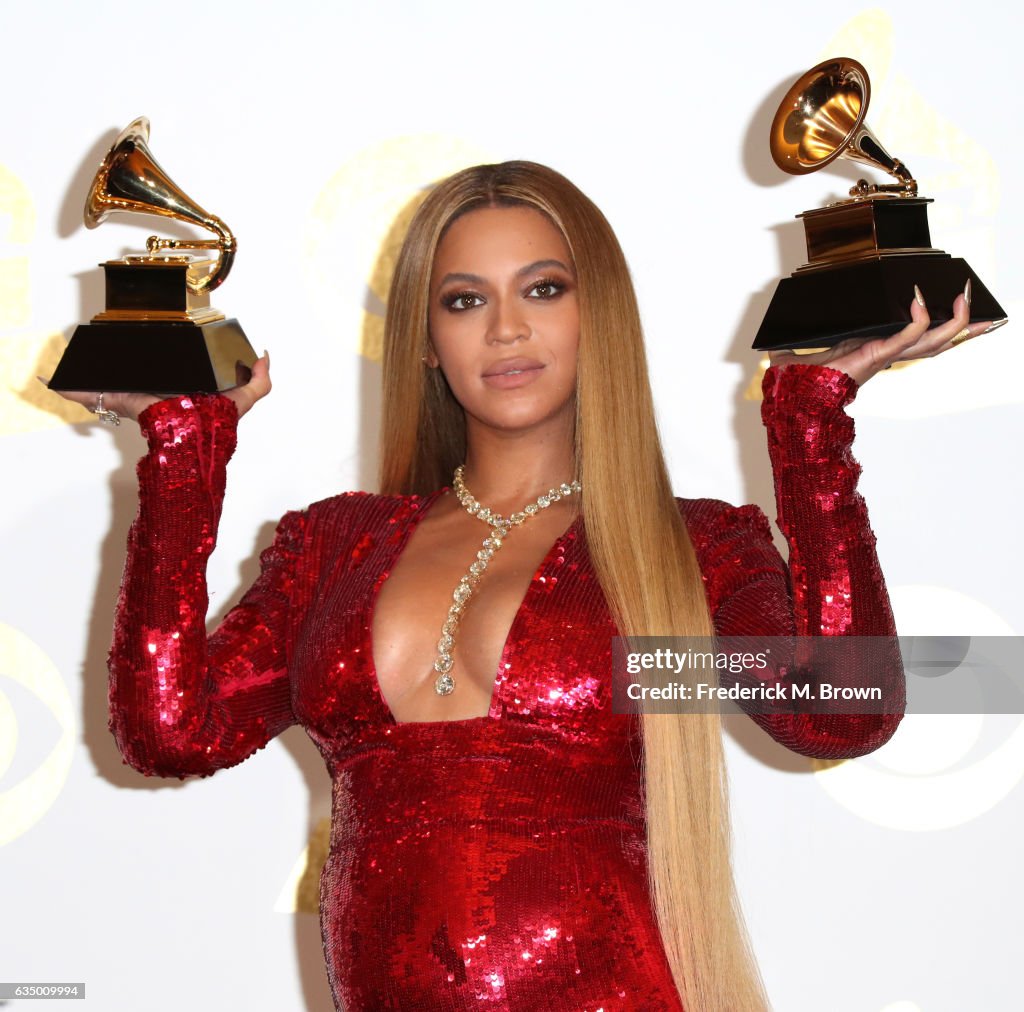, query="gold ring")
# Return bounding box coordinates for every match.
[949,327,973,348]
